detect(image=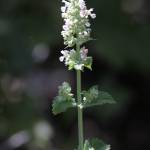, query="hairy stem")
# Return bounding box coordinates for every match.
[76,44,84,150]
